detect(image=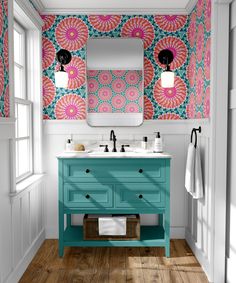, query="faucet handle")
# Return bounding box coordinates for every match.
[120,145,130,152]
[99,144,109,152]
